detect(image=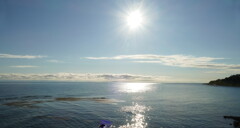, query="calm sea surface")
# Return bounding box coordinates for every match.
[0,82,239,128]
